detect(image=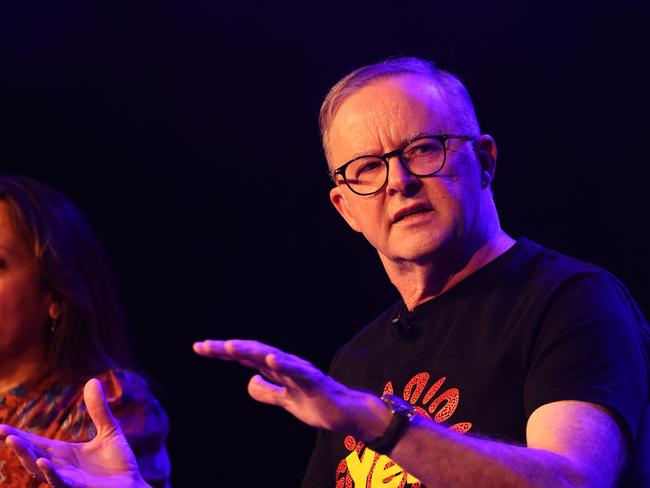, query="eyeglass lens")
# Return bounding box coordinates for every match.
[344,137,445,195]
